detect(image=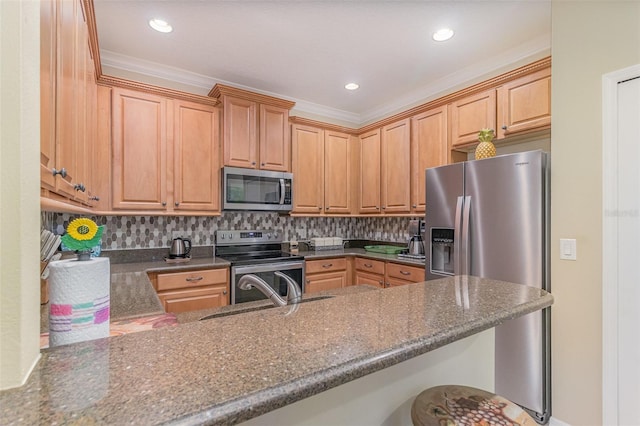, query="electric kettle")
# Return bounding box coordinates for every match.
[169,237,192,258]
